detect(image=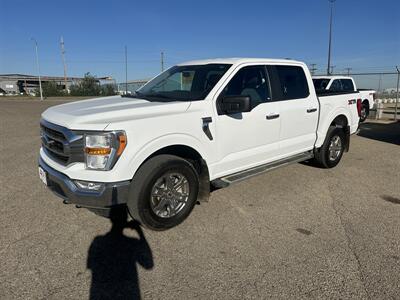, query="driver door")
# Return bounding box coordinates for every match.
[213,65,281,177]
